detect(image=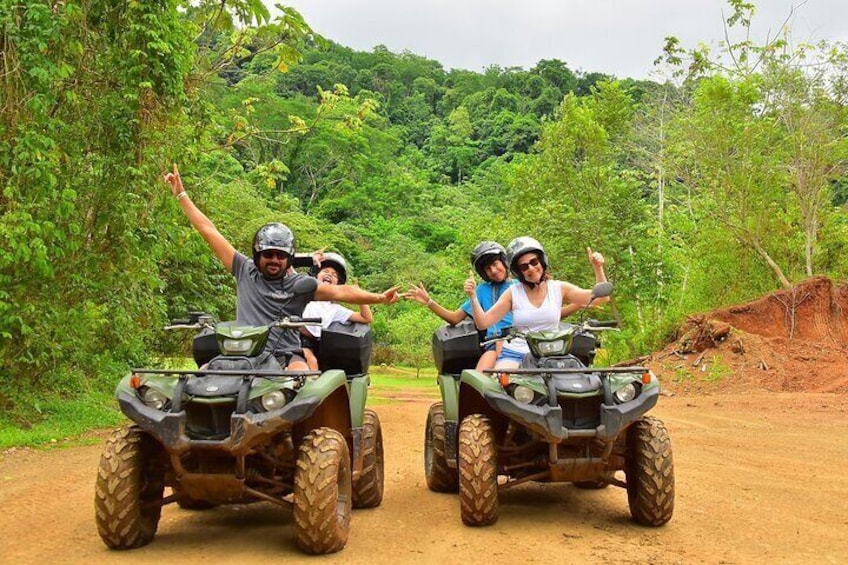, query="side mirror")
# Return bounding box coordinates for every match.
[586,282,613,306]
